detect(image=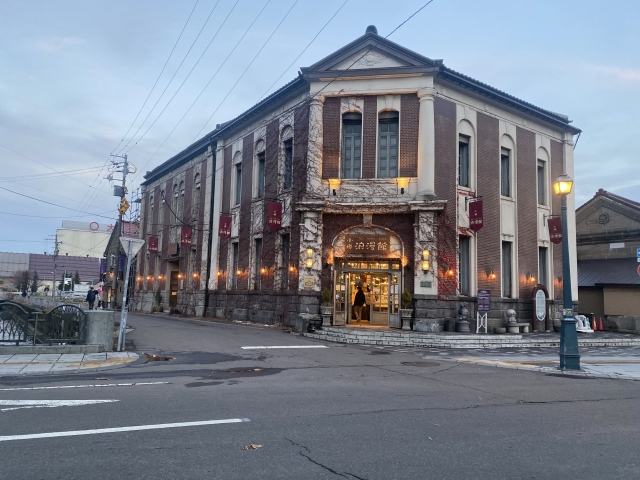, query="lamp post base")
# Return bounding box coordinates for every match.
[559,317,581,370]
